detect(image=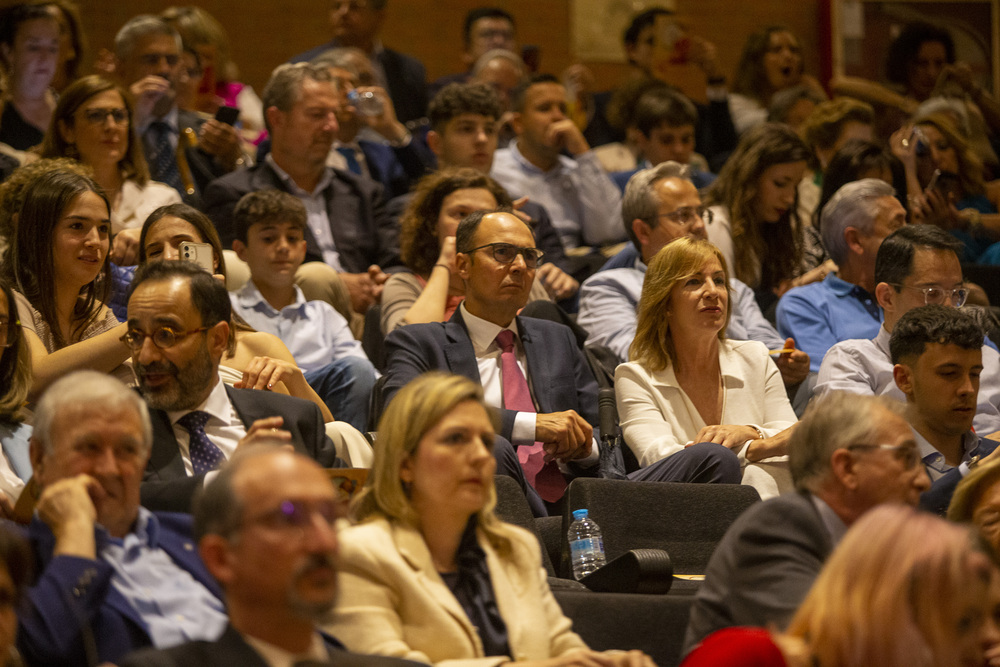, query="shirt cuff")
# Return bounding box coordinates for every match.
[512,412,537,445]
